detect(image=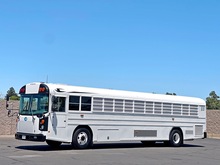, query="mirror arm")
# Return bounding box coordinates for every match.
[6,97,9,110]
[43,112,50,118]
[6,95,9,101]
